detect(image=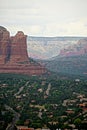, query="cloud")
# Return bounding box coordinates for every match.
[42,18,87,36]
[27,25,44,35]
[0,0,87,36]
[1,18,87,37]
